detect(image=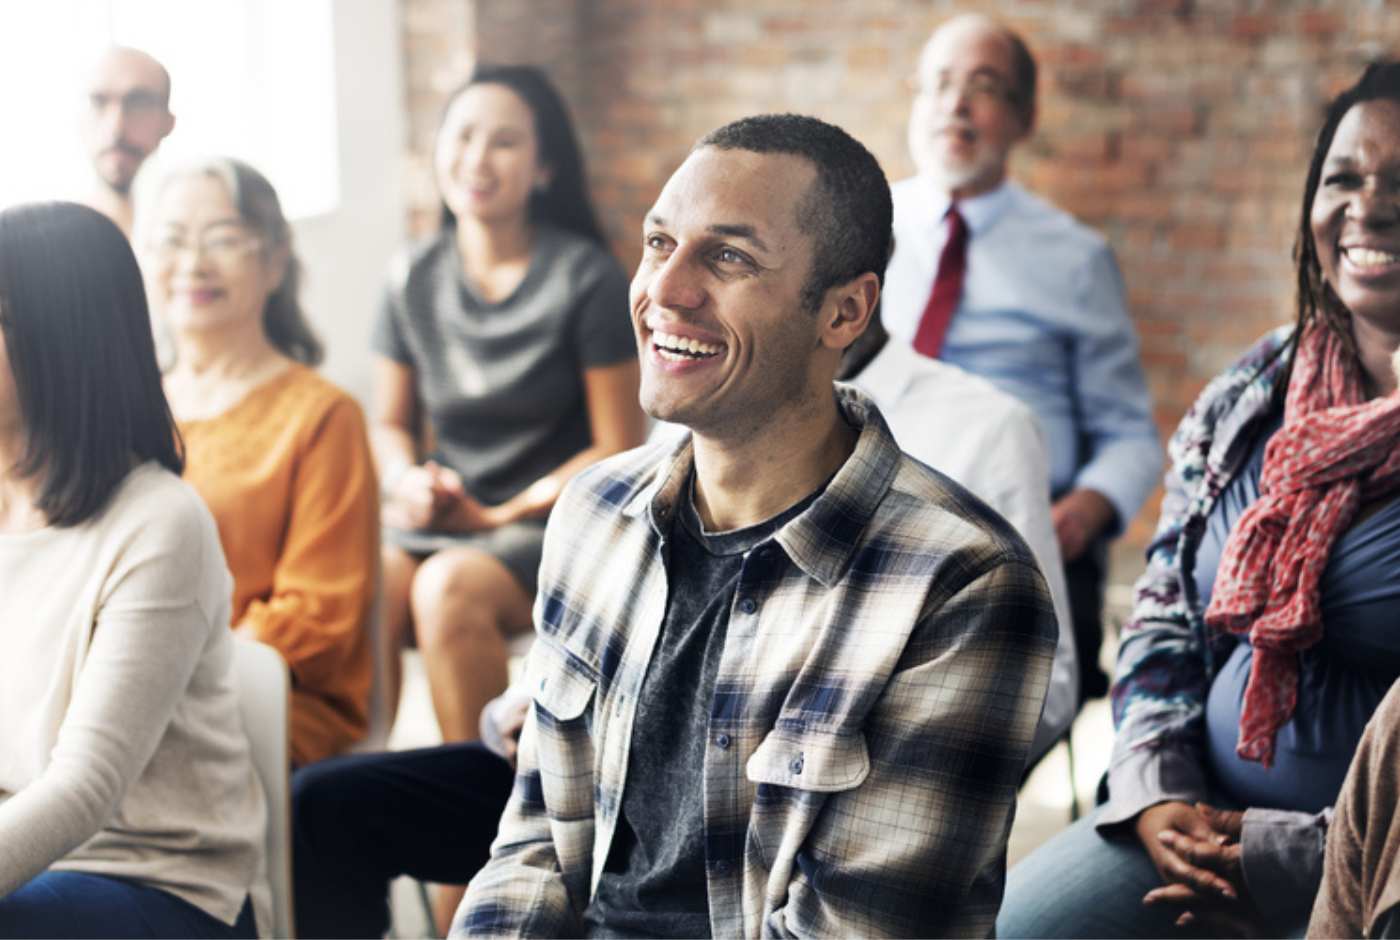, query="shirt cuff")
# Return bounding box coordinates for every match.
[479,684,532,760]
[1240,807,1330,922]
[1073,453,1159,538]
[1097,744,1210,832]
